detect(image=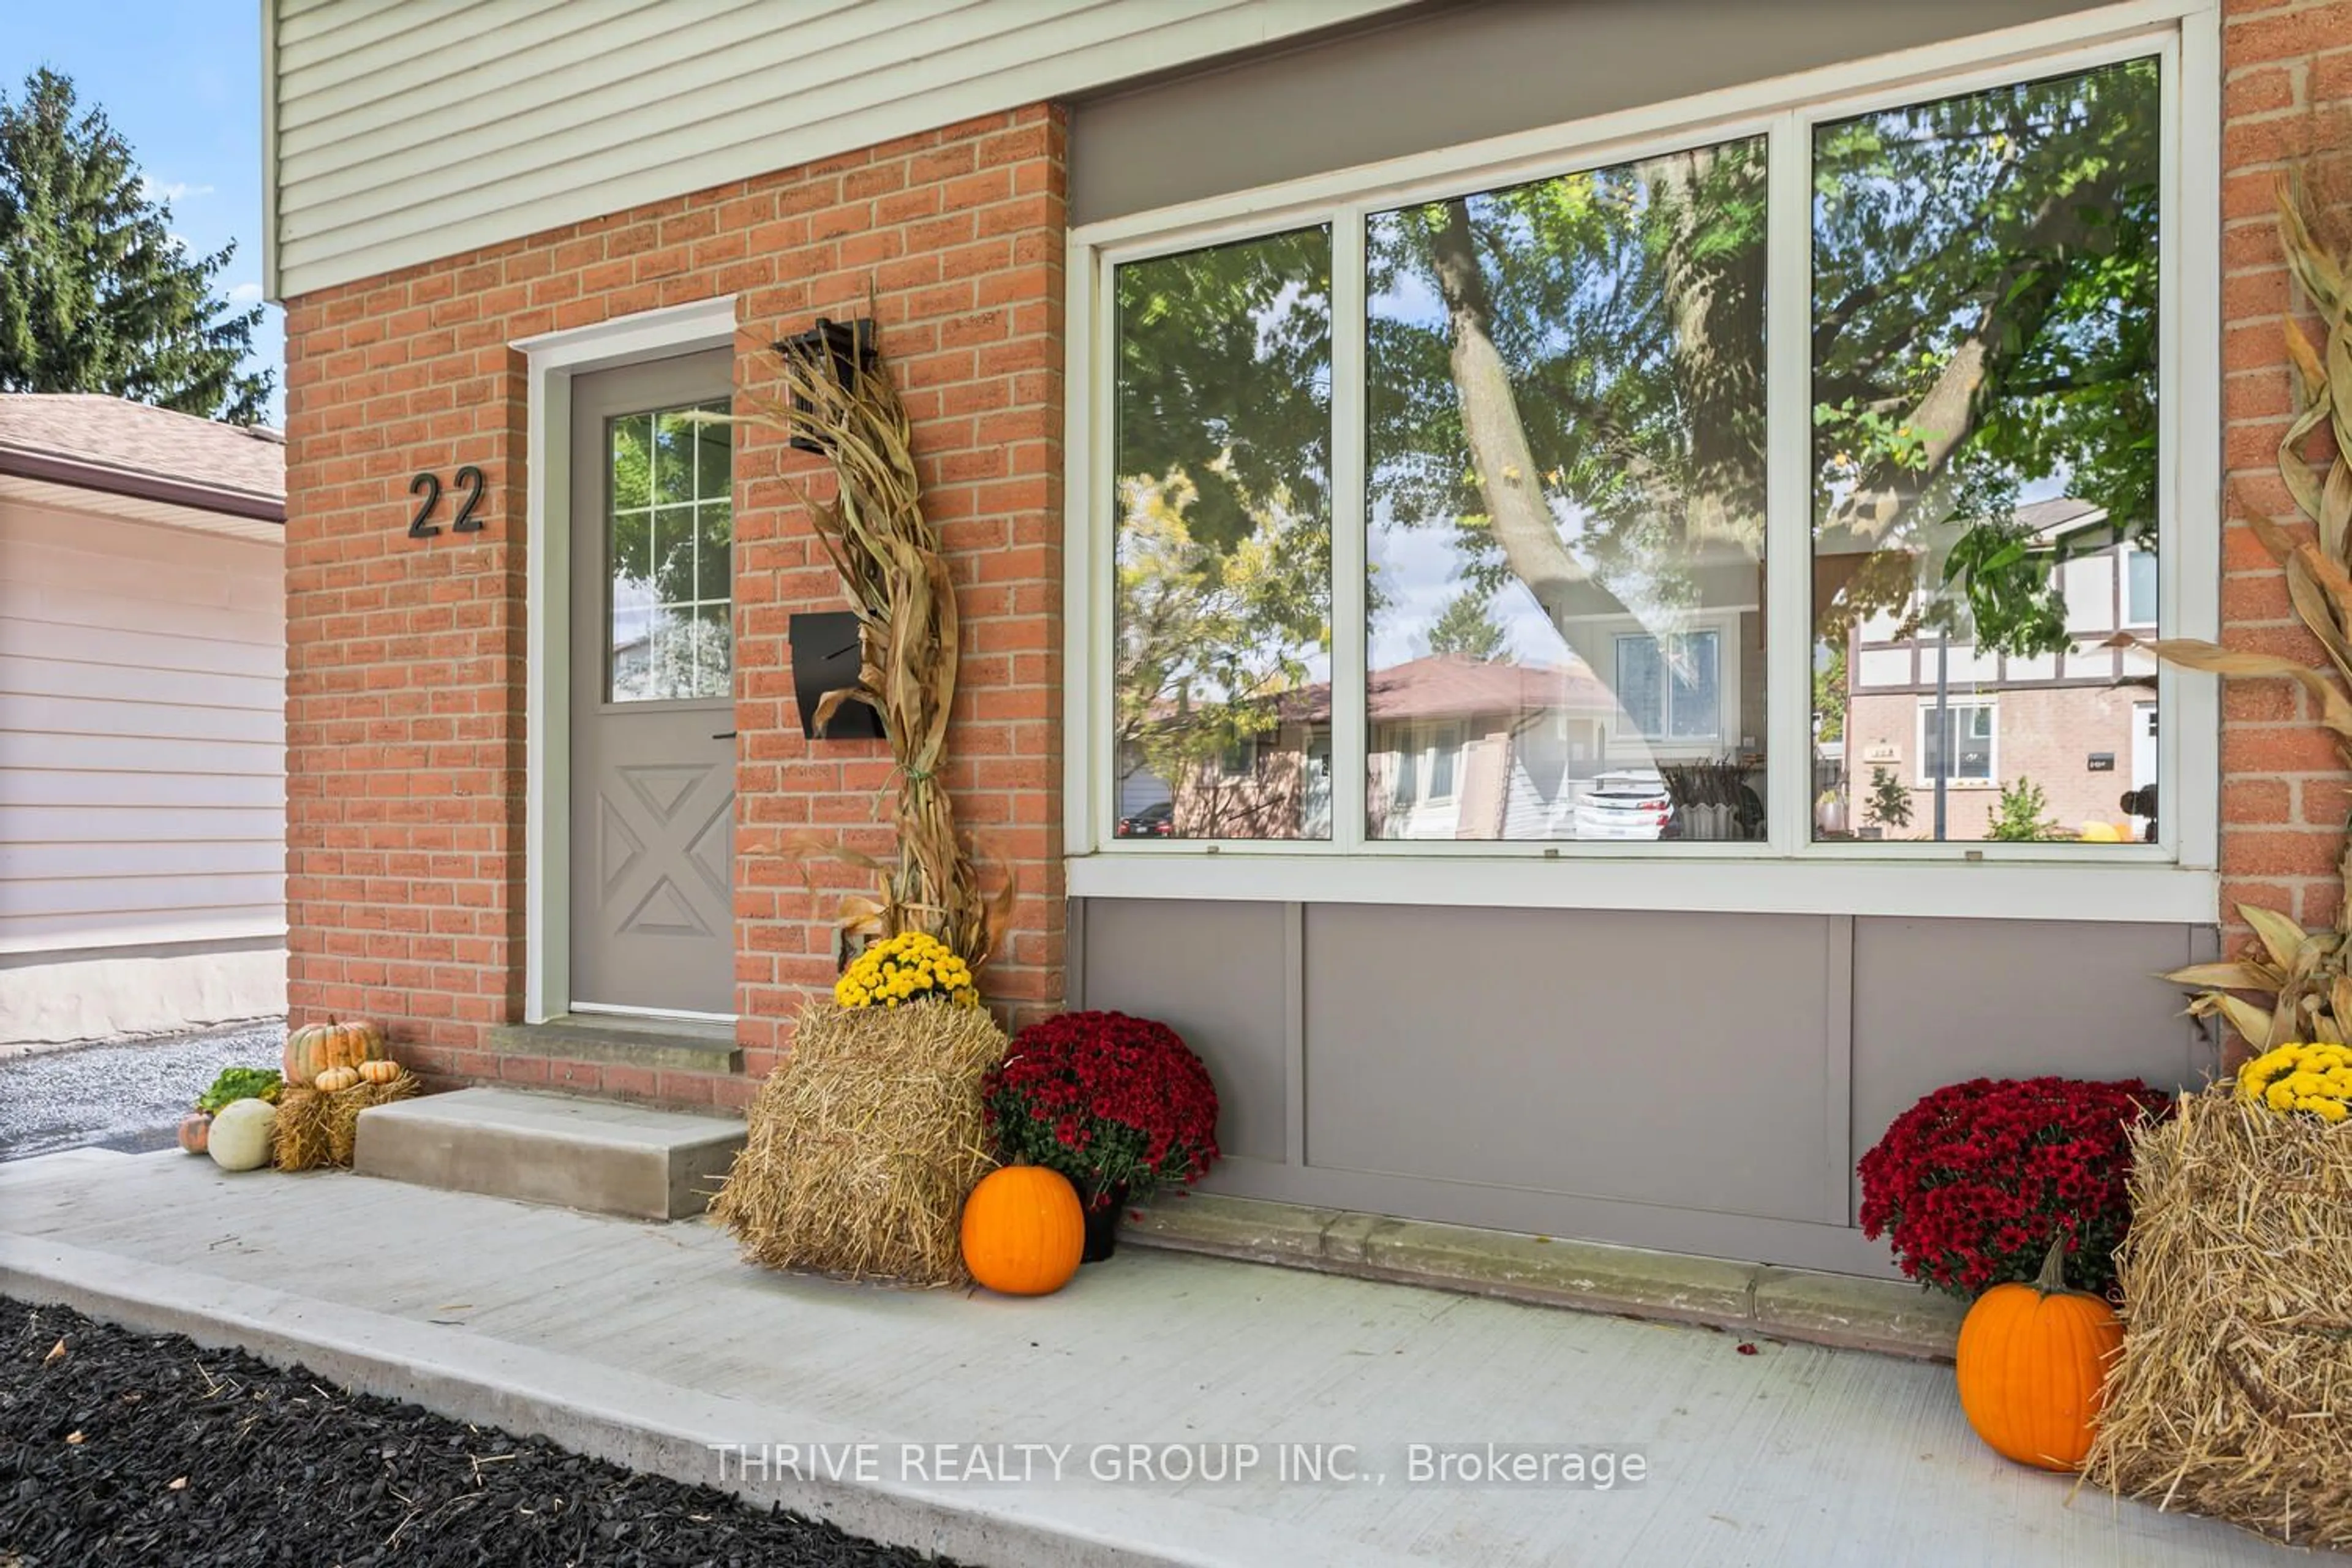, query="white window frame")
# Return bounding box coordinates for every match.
[1423,722,1464,804]
[1917,700,2000,789]
[1062,0,2220,925]
[1615,629,1726,748]
[2123,540,2162,628]
[1378,723,1464,809]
